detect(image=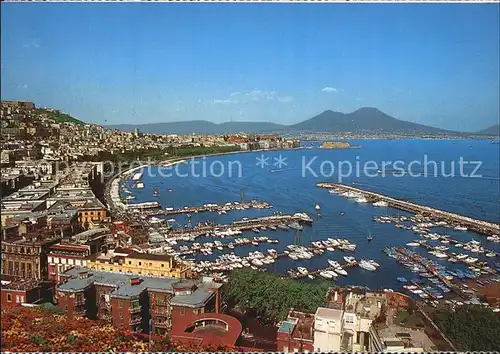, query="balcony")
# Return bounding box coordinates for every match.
[129,305,142,314]
[154,321,170,329]
[74,306,86,315]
